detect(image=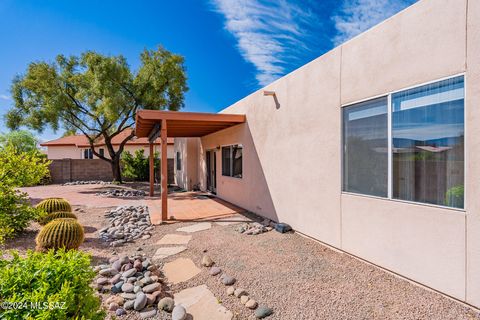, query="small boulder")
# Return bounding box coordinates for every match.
[209,266,222,276]
[234,288,247,298]
[220,274,236,285]
[134,292,148,311]
[115,308,126,316]
[122,268,137,278]
[172,305,187,320]
[255,306,273,319]
[201,255,214,267]
[226,287,235,296]
[121,283,134,293]
[96,277,109,285]
[240,296,249,304]
[158,297,175,312]
[124,300,135,310]
[143,282,161,293]
[246,299,258,309]
[140,308,157,319]
[108,302,119,311]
